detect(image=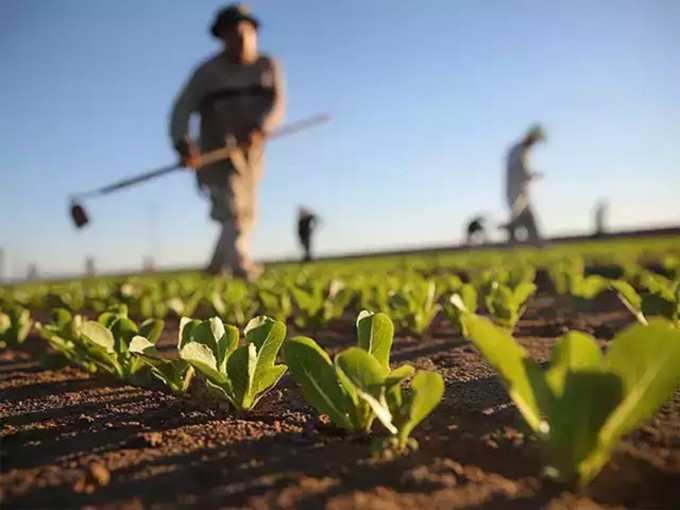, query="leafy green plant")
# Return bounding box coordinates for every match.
[37,305,164,383]
[388,279,441,337]
[291,279,353,330]
[461,312,680,486]
[178,315,287,411]
[257,287,293,322]
[0,304,33,348]
[209,280,258,327]
[283,311,443,449]
[548,257,608,300]
[441,284,477,336]
[45,285,85,313]
[611,277,679,326]
[37,308,95,371]
[484,281,536,329]
[129,337,194,395]
[609,280,647,325]
[167,290,204,318]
